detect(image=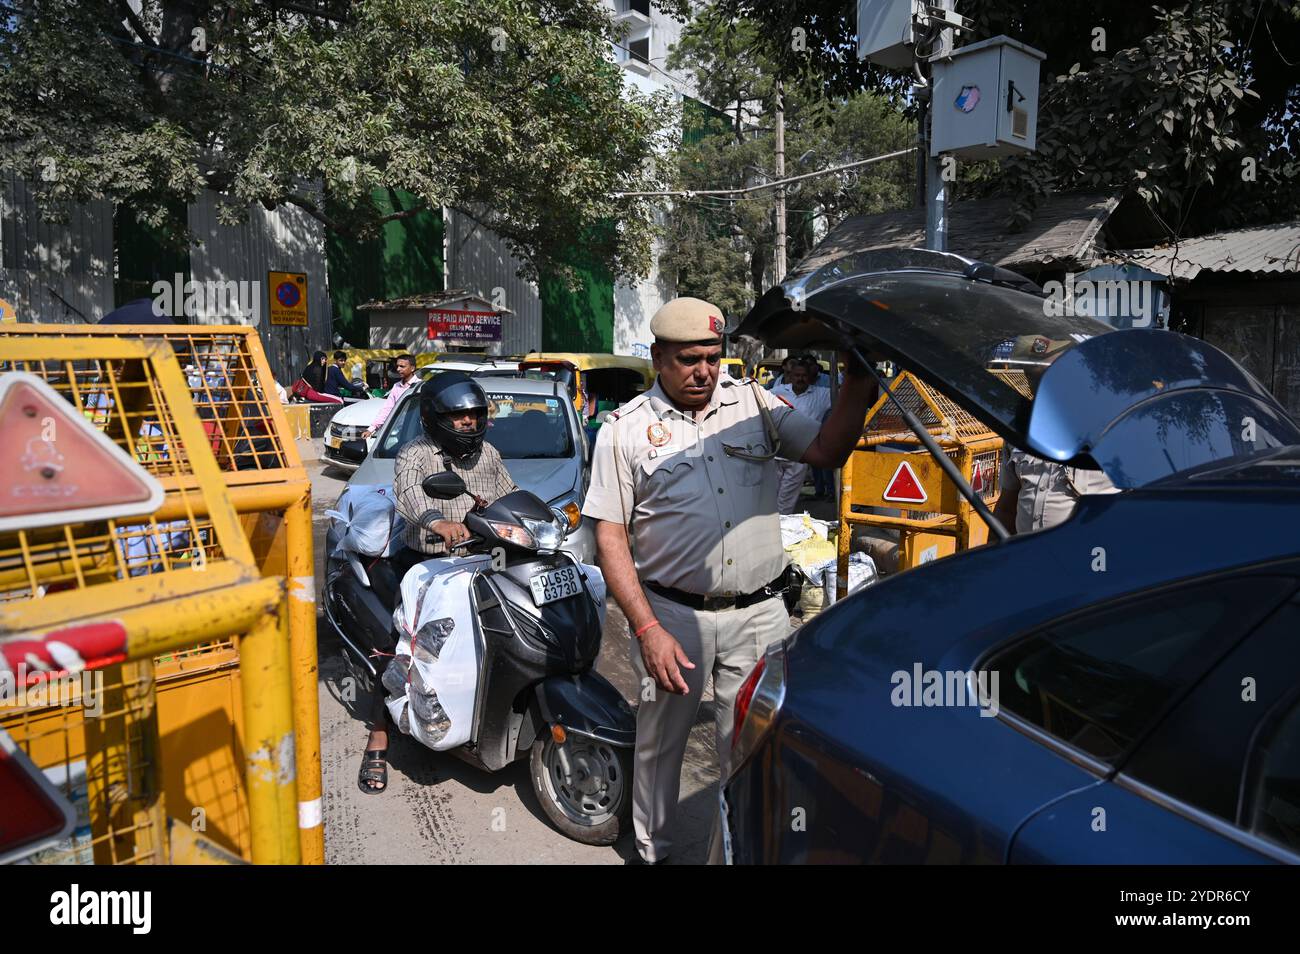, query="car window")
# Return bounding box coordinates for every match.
[1243,690,1300,853]
[985,577,1295,764]
[374,388,574,460]
[522,366,574,397]
[1120,596,1300,822]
